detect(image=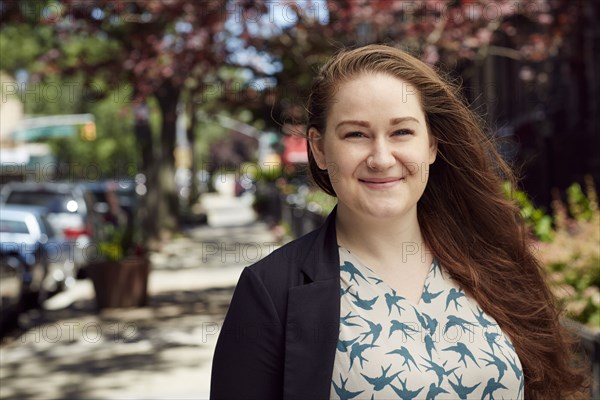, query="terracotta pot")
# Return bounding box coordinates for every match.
[87,256,150,310]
